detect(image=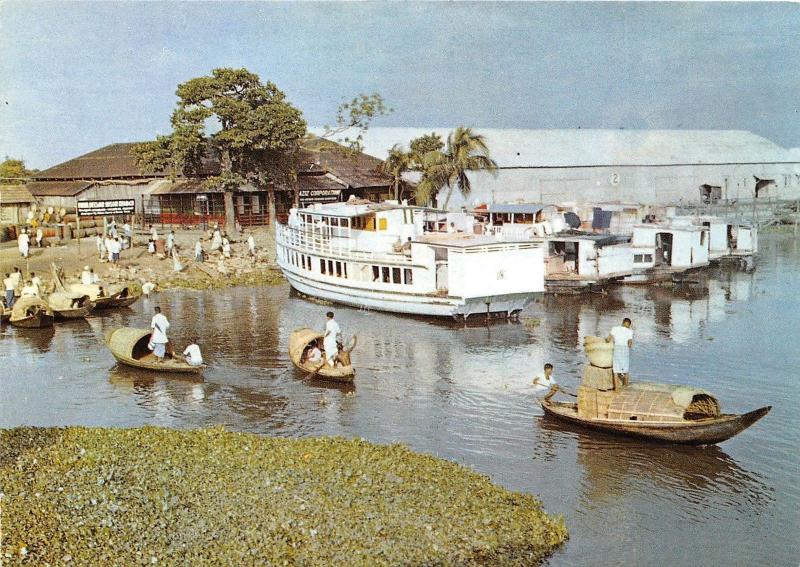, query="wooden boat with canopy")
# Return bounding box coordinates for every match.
[47,292,95,320]
[288,328,355,383]
[9,296,55,328]
[541,337,770,445]
[51,264,140,310]
[106,327,204,374]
